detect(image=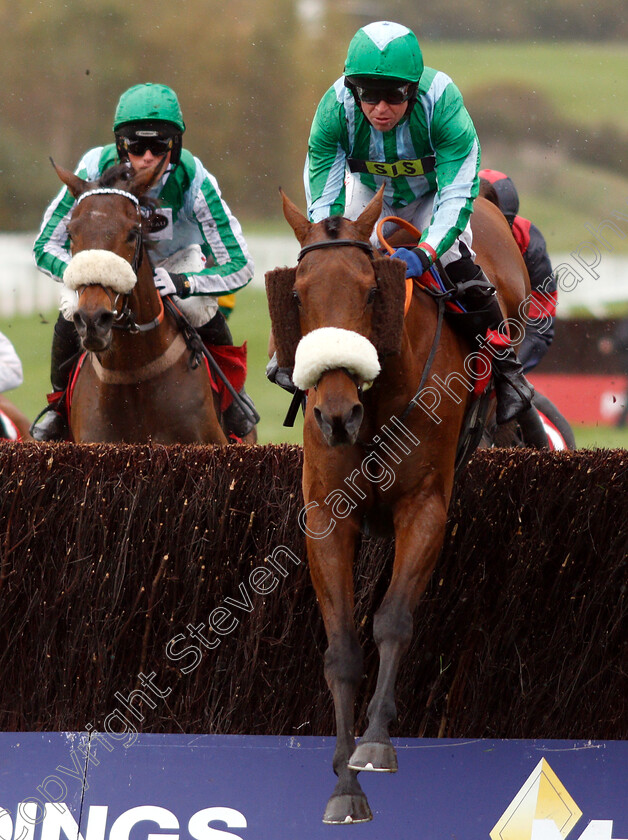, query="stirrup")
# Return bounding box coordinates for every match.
[494,376,534,425]
[30,406,68,442]
[223,390,259,438]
